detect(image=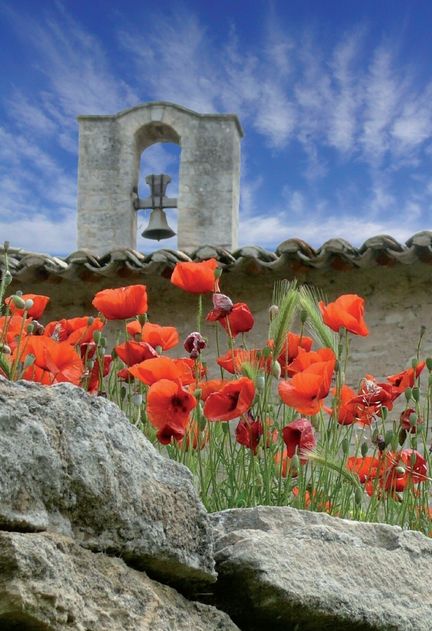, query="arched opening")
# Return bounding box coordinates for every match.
[135,122,181,251]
